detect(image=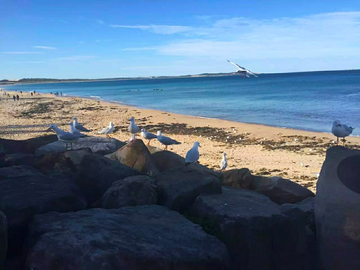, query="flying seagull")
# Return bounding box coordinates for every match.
[156,131,181,150]
[141,128,157,146]
[185,142,200,166]
[332,120,354,145]
[98,122,114,138]
[73,117,90,132]
[227,59,258,78]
